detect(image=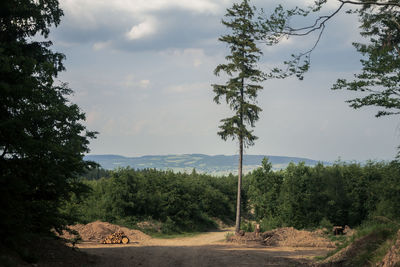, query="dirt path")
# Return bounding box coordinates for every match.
[77,229,332,266]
